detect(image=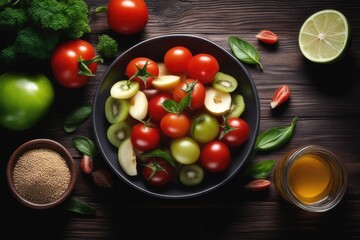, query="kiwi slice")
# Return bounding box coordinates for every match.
[212,72,238,93]
[107,121,131,148]
[226,93,245,118]
[179,164,204,186]
[105,96,130,124]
